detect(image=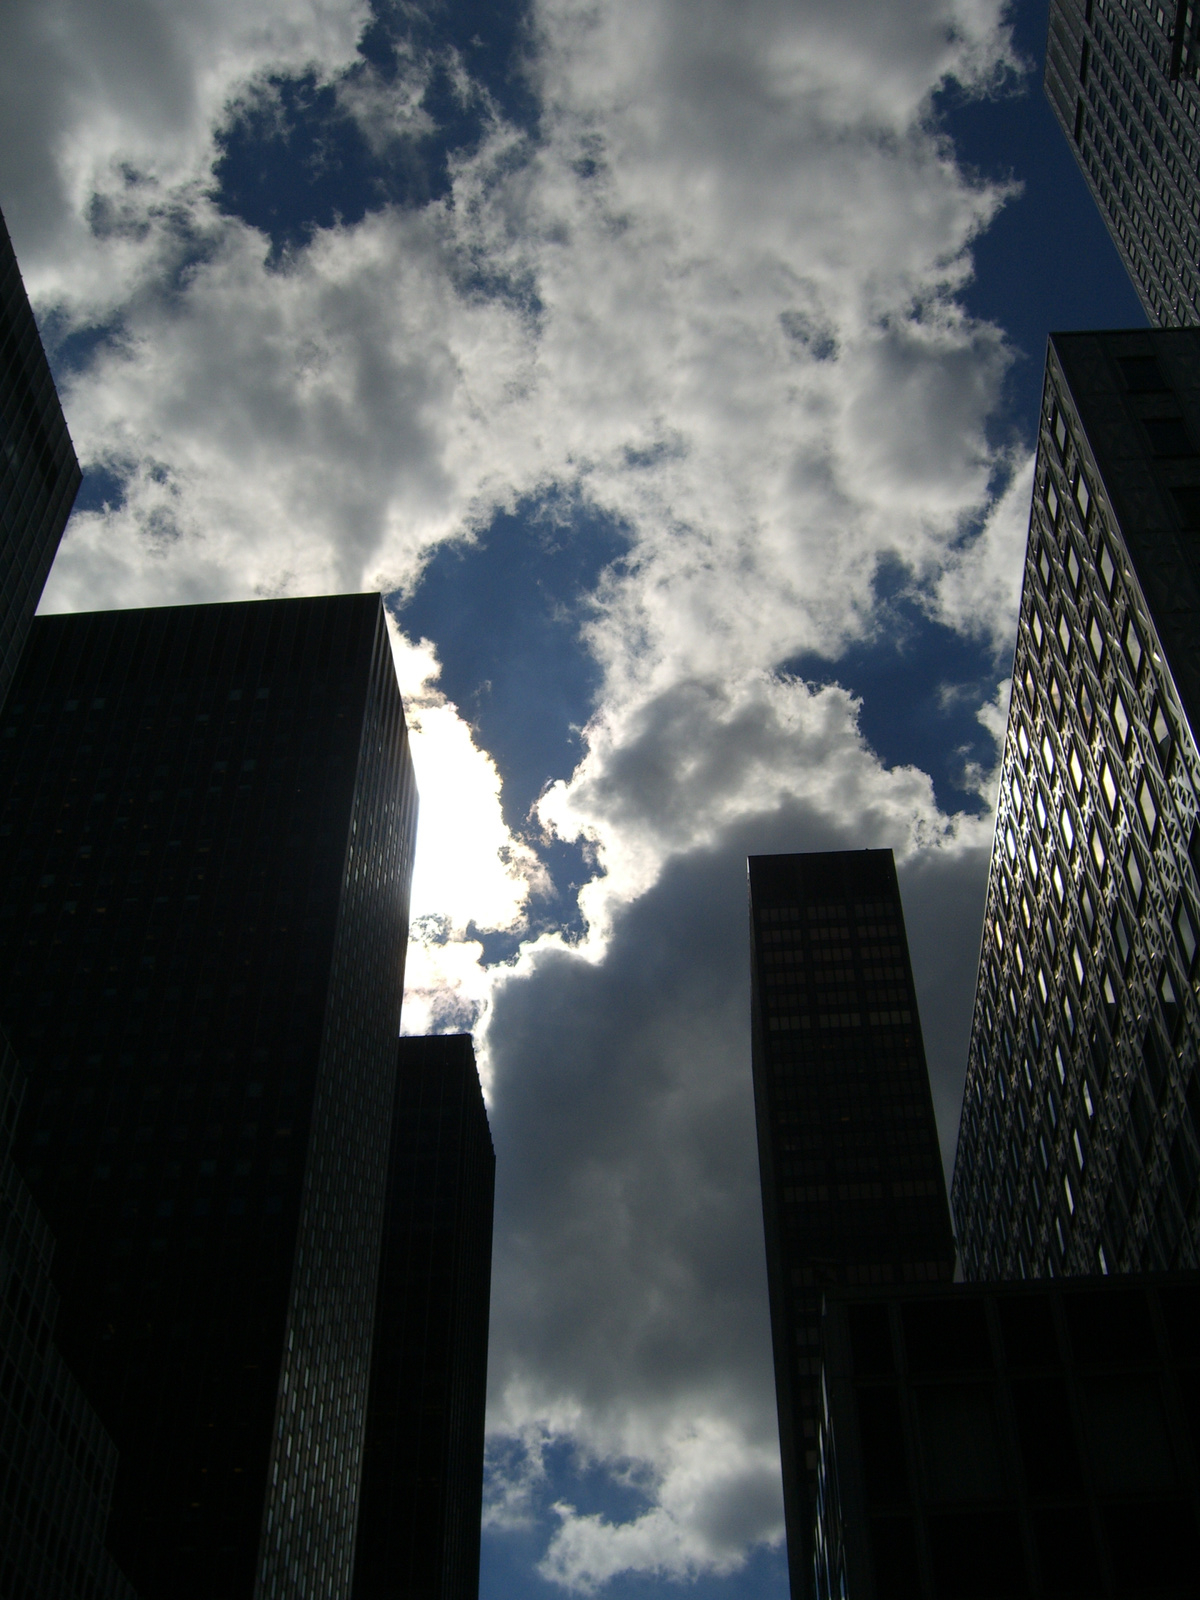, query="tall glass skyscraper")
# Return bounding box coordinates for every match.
[0,205,81,707]
[353,1034,494,1600]
[0,593,417,1599]
[1045,0,1200,325]
[748,850,955,1600]
[952,329,1200,1282]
